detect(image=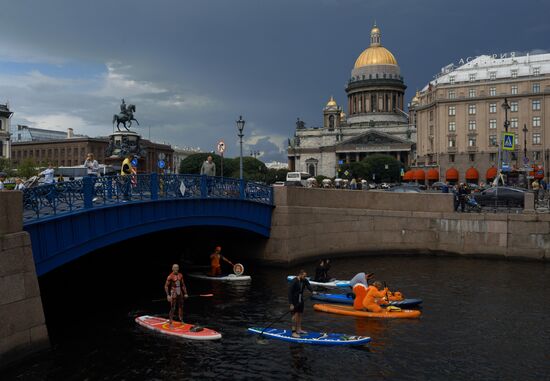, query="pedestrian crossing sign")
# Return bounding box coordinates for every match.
[502,132,515,151]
